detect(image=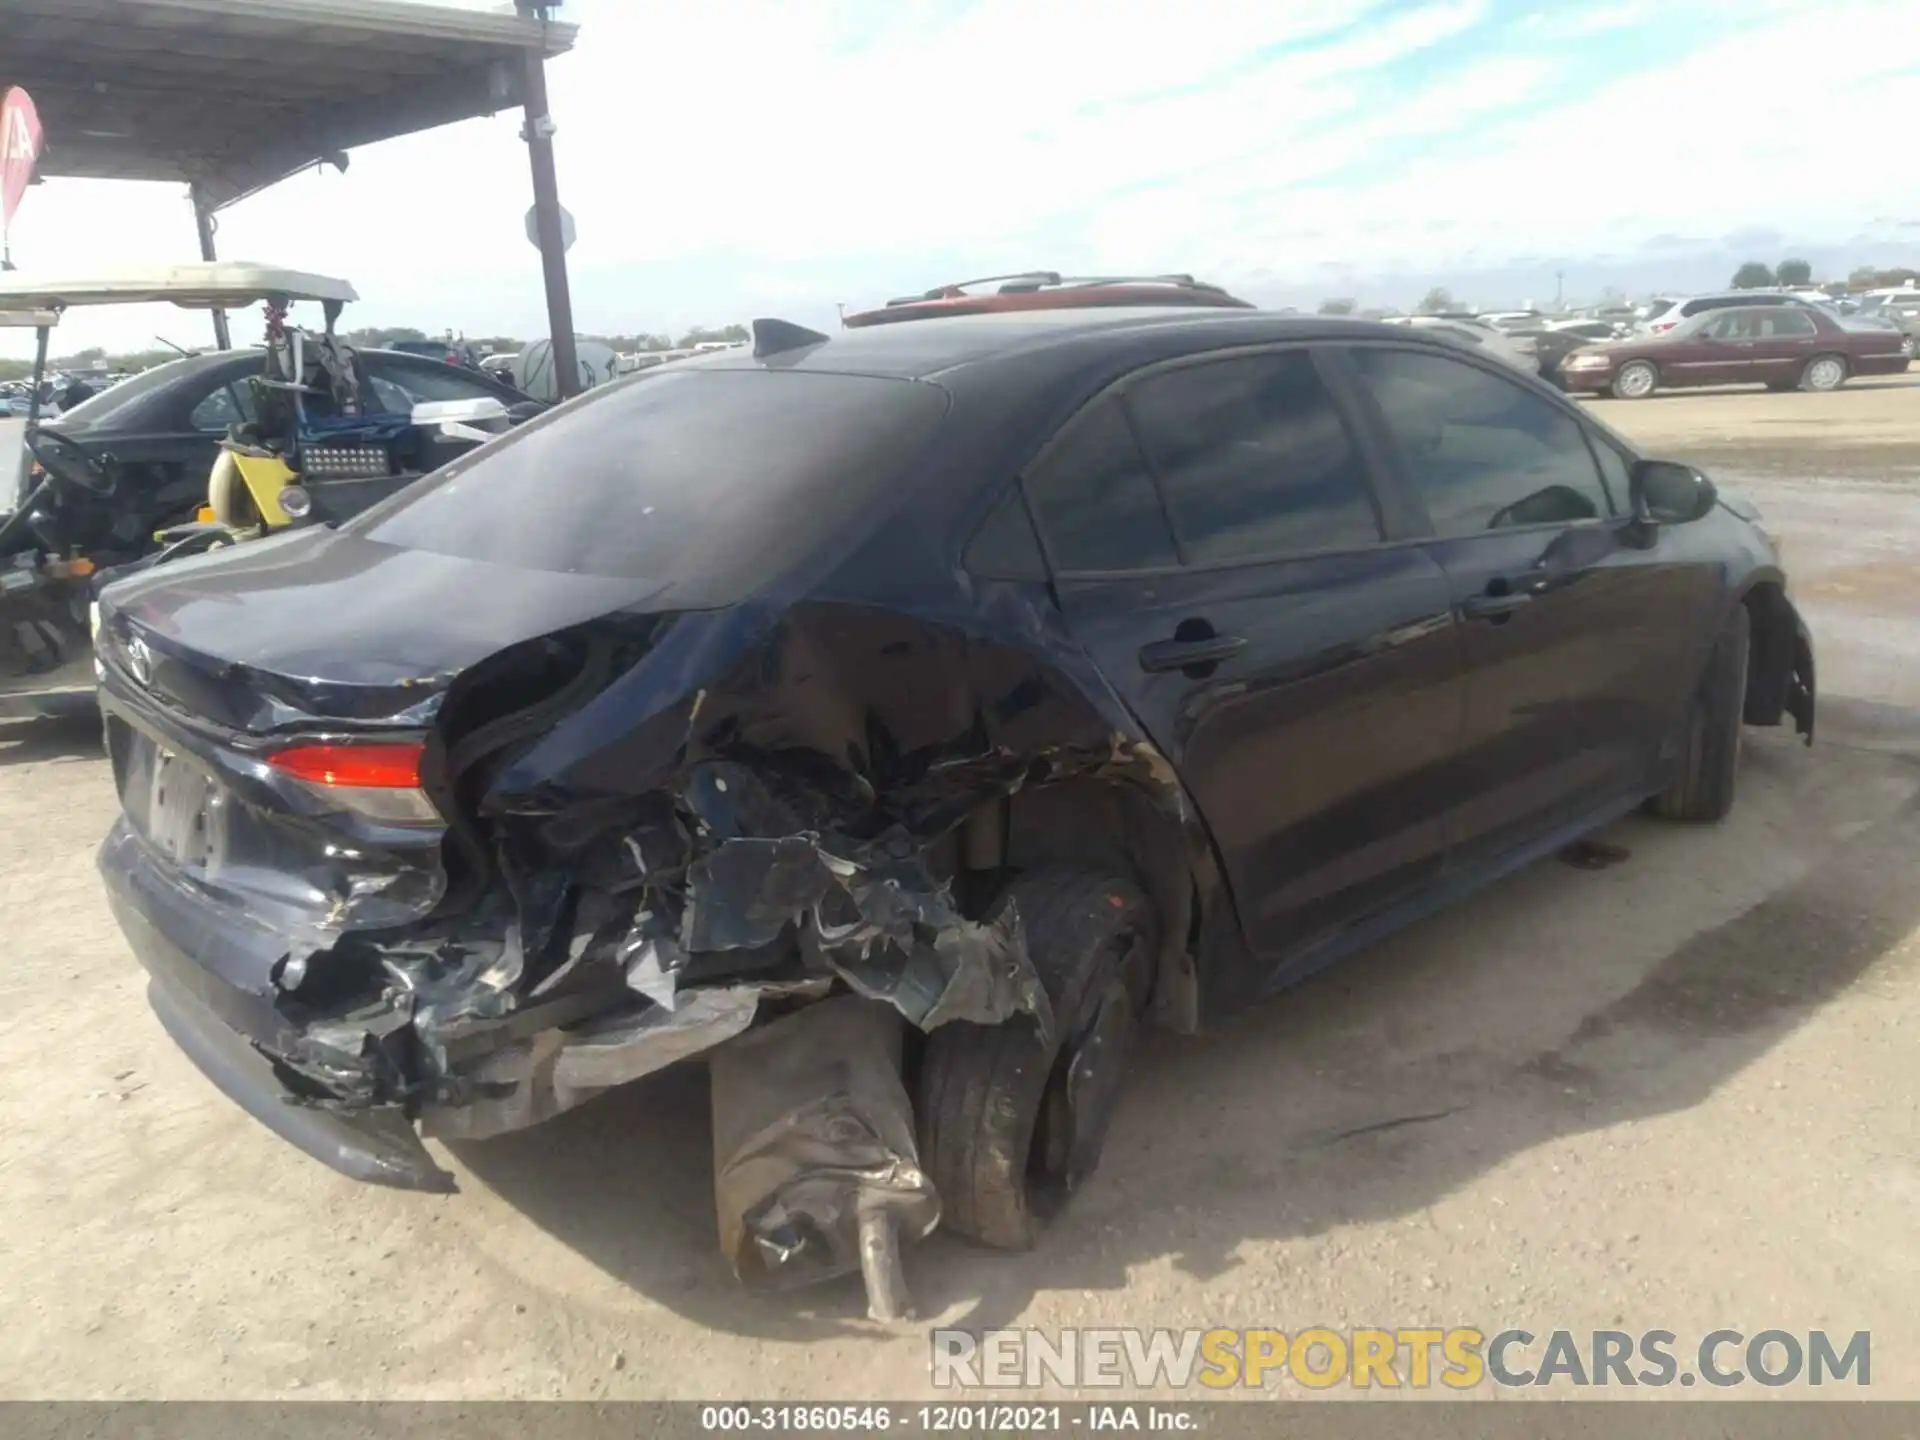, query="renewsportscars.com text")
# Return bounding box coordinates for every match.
[931,1327,1871,1390]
